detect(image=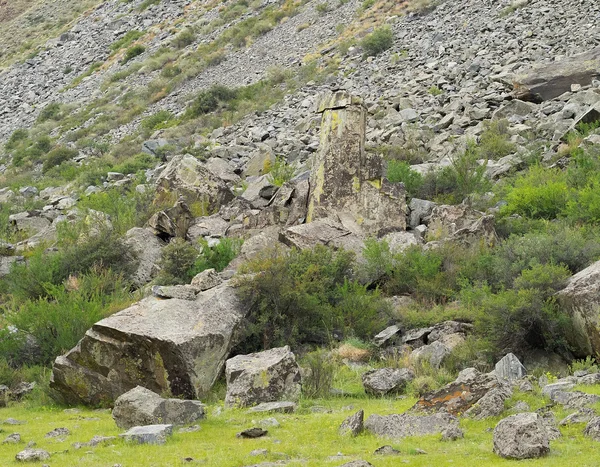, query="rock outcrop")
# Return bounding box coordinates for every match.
[365,412,459,439]
[362,368,415,396]
[225,346,302,408]
[50,282,248,406]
